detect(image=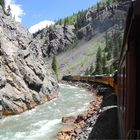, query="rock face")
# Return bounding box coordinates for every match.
[0,6,58,116]
[33,25,76,57]
[77,1,130,41]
